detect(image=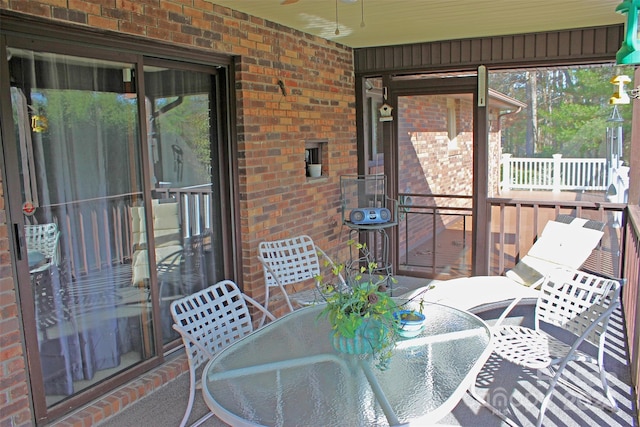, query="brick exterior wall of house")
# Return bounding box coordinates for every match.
[396,95,502,254]
[0,174,33,427]
[0,0,357,425]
